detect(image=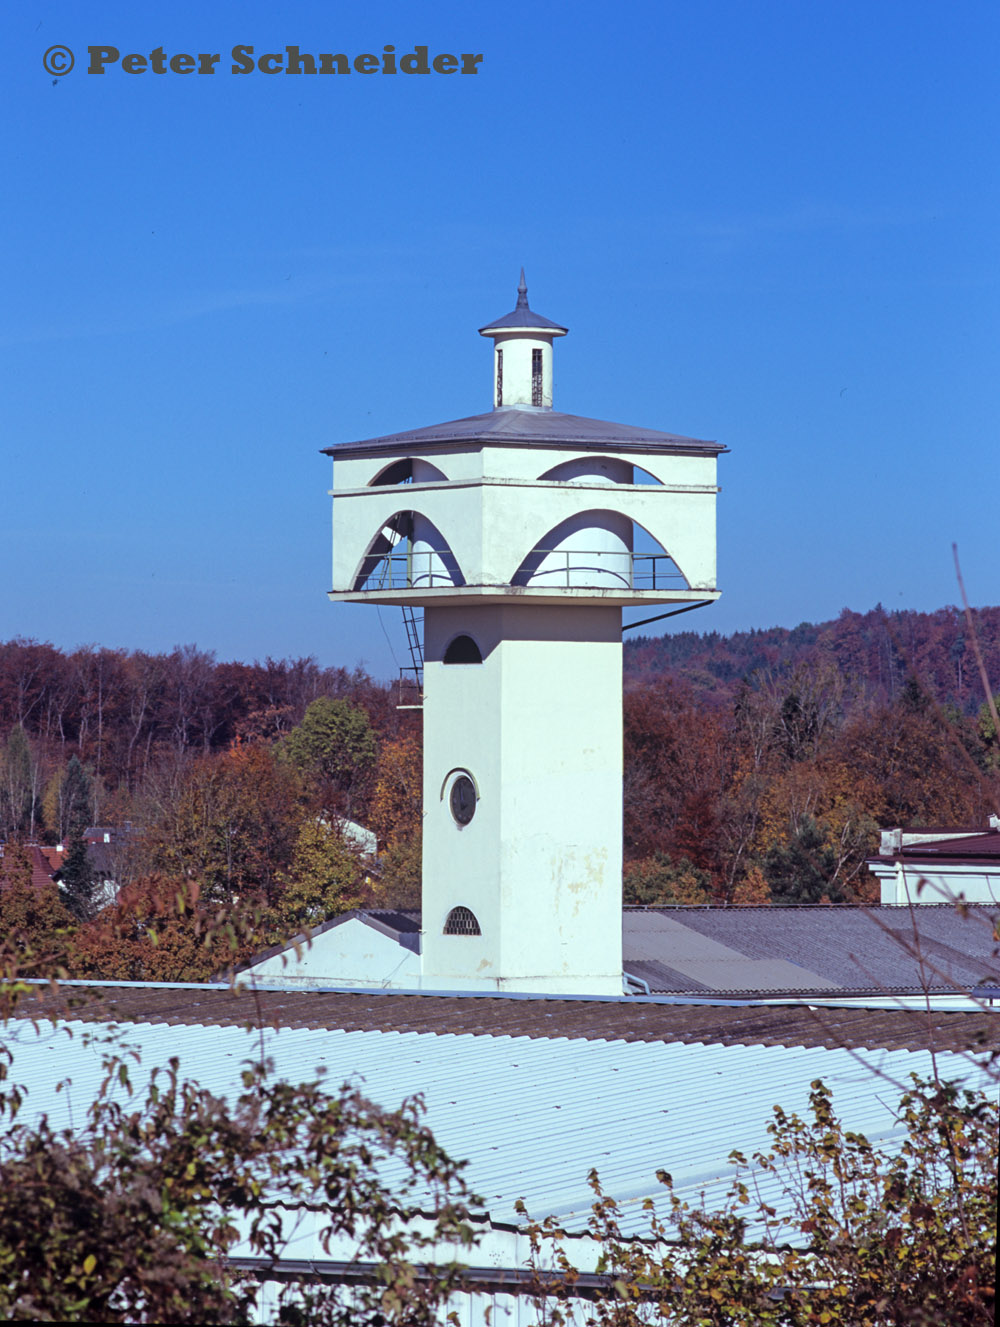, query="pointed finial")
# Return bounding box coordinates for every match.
[516,267,529,309]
